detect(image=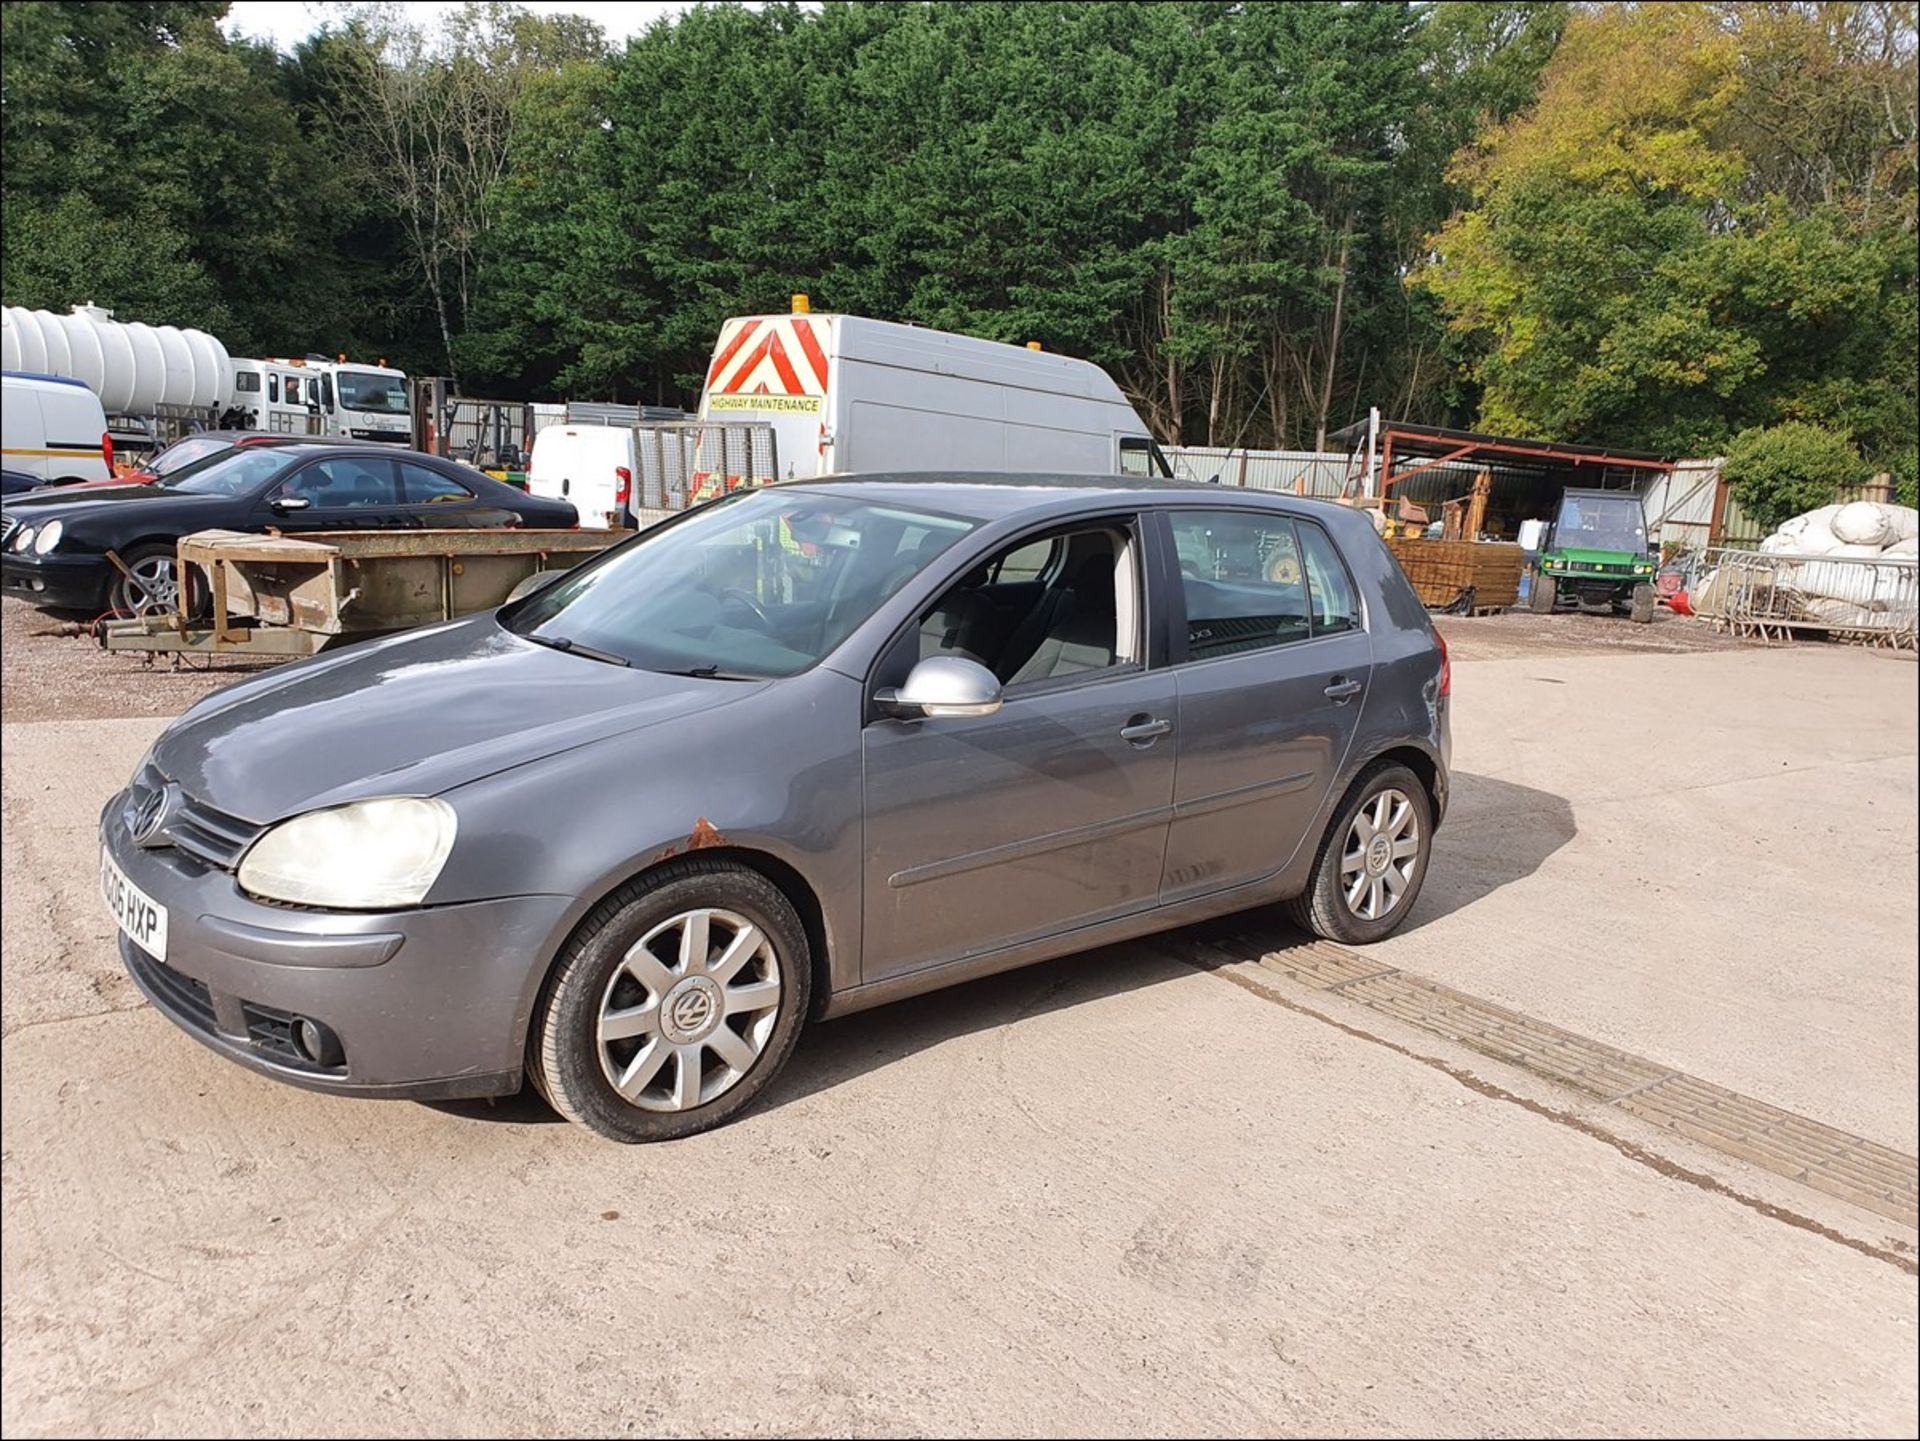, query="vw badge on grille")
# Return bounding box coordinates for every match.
[127,782,180,849]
